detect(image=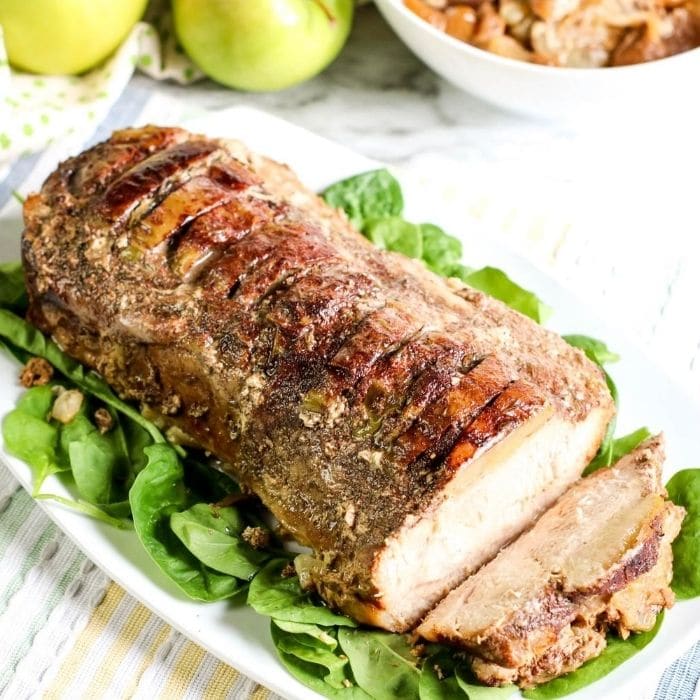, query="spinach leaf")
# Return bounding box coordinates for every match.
[583,372,619,473]
[445,263,476,281]
[322,170,404,231]
[366,218,423,259]
[337,629,420,700]
[170,503,269,580]
[0,308,164,444]
[53,398,136,513]
[69,431,126,506]
[562,335,620,365]
[420,223,464,277]
[605,427,652,465]
[418,652,464,700]
[455,668,515,699]
[463,267,552,323]
[272,621,349,689]
[35,493,130,529]
[56,402,132,509]
[586,426,651,476]
[0,337,31,365]
[272,625,371,699]
[184,457,239,503]
[58,411,94,466]
[419,664,462,699]
[12,383,54,419]
[120,417,153,485]
[274,619,339,645]
[3,386,134,523]
[2,385,66,492]
[365,219,466,279]
[56,398,139,516]
[0,262,28,313]
[523,613,664,699]
[248,559,356,627]
[666,468,700,599]
[129,444,243,601]
[418,651,514,700]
